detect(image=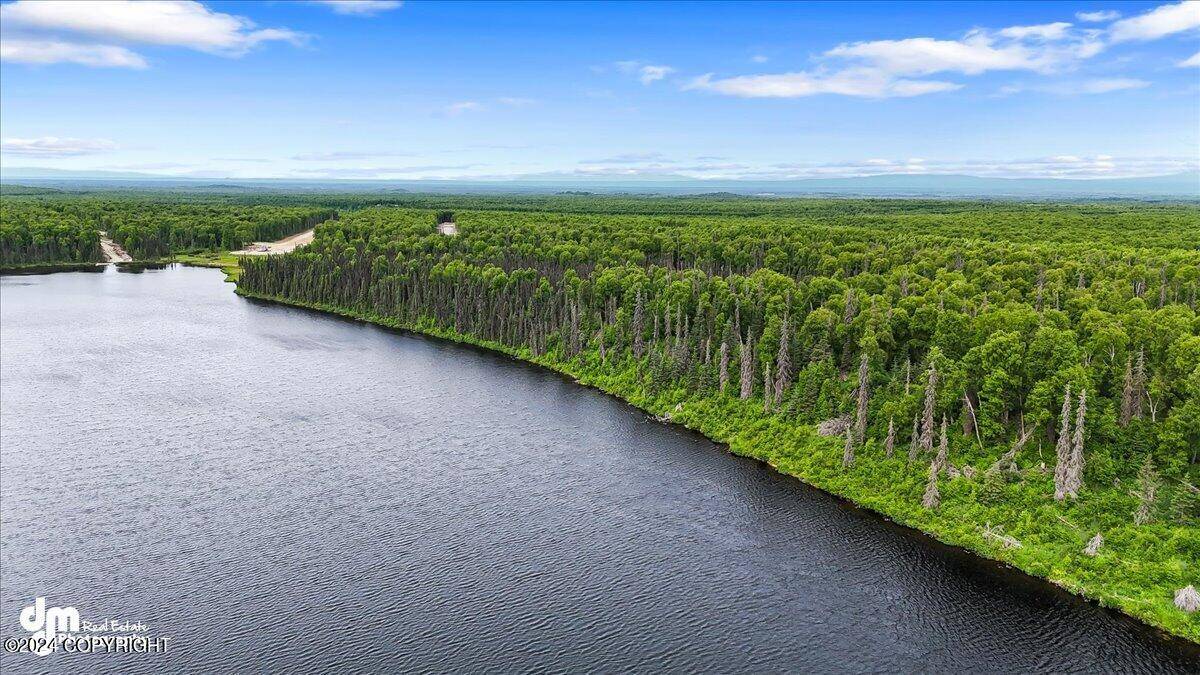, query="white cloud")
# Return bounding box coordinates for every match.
[638,64,674,84]
[614,61,675,85]
[1180,50,1200,66]
[292,150,414,161]
[998,78,1149,95]
[685,69,961,99]
[581,152,673,165]
[311,1,403,15]
[683,5,1198,102]
[288,164,476,179]
[444,101,481,116]
[1076,10,1121,22]
[997,22,1074,41]
[826,28,1102,77]
[0,39,147,68]
[751,54,769,63]
[0,1,304,67]
[497,97,537,107]
[1072,77,1150,93]
[1108,1,1200,42]
[1,136,118,156]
